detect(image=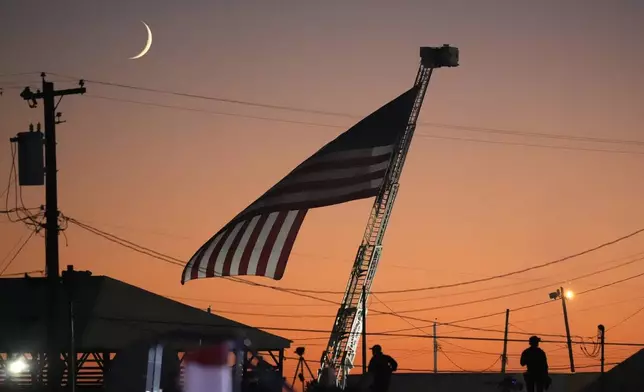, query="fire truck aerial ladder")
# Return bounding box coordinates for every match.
[317,45,460,389]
